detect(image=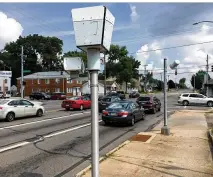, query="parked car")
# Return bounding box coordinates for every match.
[136,95,161,114]
[0,92,4,98]
[5,91,11,98]
[0,99,45,122]
[178,93,213,107]
[107,91,126,100]
[29,92,50,100]
[129,91,140,98]
[99,96,121,113]
[51,92,66,100]
[102,100,145,126]
[61,96,91,111]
